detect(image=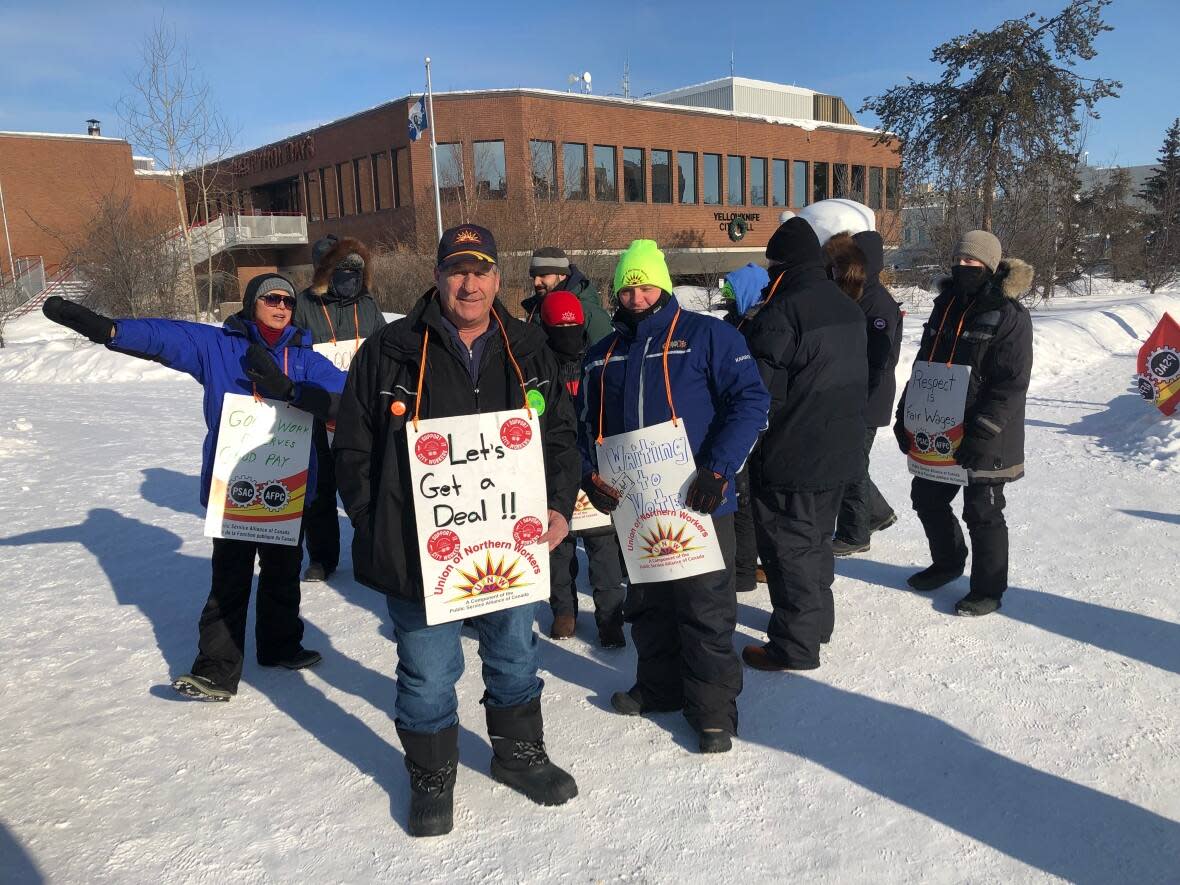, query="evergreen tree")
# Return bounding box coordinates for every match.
[1140,118,1180,293]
